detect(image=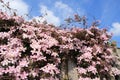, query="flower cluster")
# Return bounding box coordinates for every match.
[0,10,120,80]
